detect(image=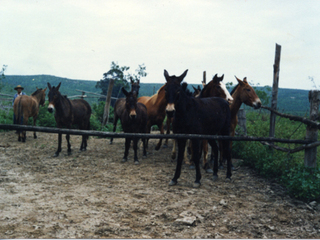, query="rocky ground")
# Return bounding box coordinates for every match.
[0,130,319,238]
